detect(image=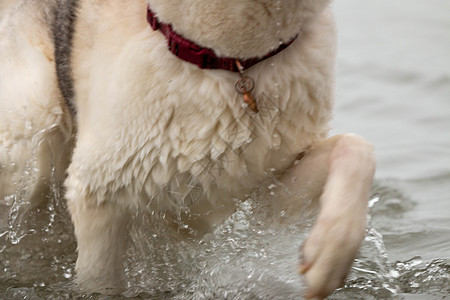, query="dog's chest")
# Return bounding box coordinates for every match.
[107,70,329,211]
[70,15,335,210]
